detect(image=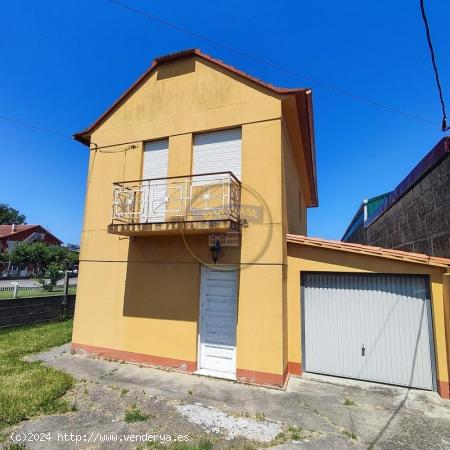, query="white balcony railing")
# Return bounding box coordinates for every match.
[111,172,241,225]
